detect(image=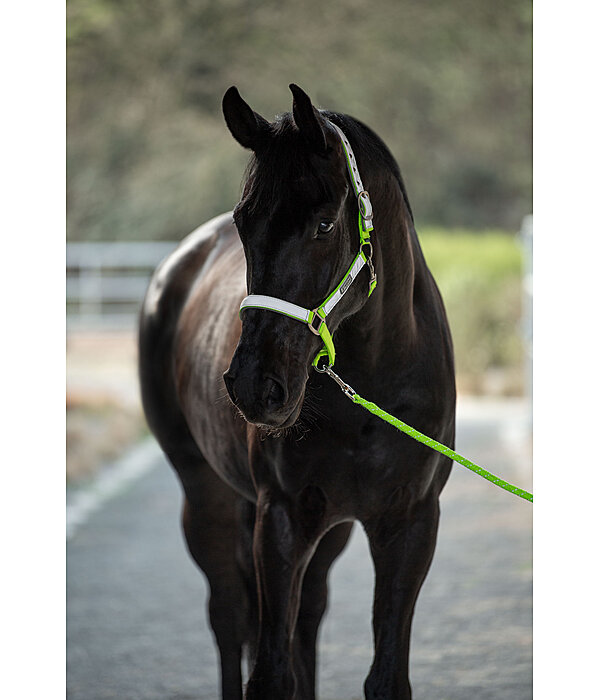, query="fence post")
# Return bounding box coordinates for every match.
[521,214,533,427]
[79,258,103,321]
